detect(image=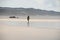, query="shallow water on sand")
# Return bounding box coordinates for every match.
[0,19,60,28]
[0,19,60,40]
